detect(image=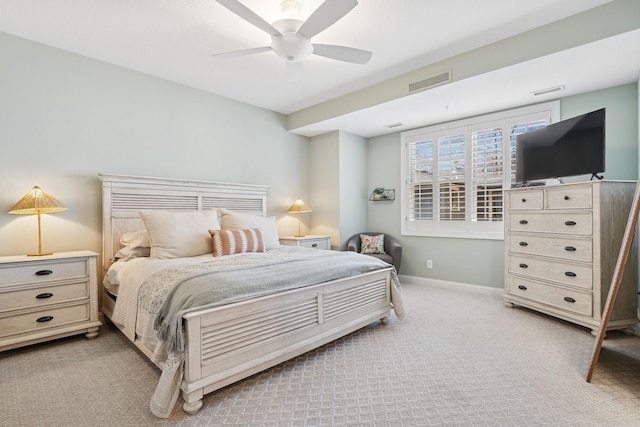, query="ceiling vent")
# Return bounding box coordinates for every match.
[408,70,452,94]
